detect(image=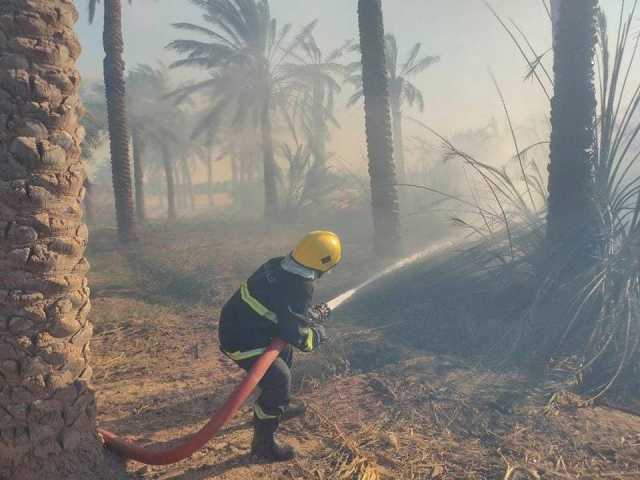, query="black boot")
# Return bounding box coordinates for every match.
[250,416,296,462]
[281,401,306,422]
